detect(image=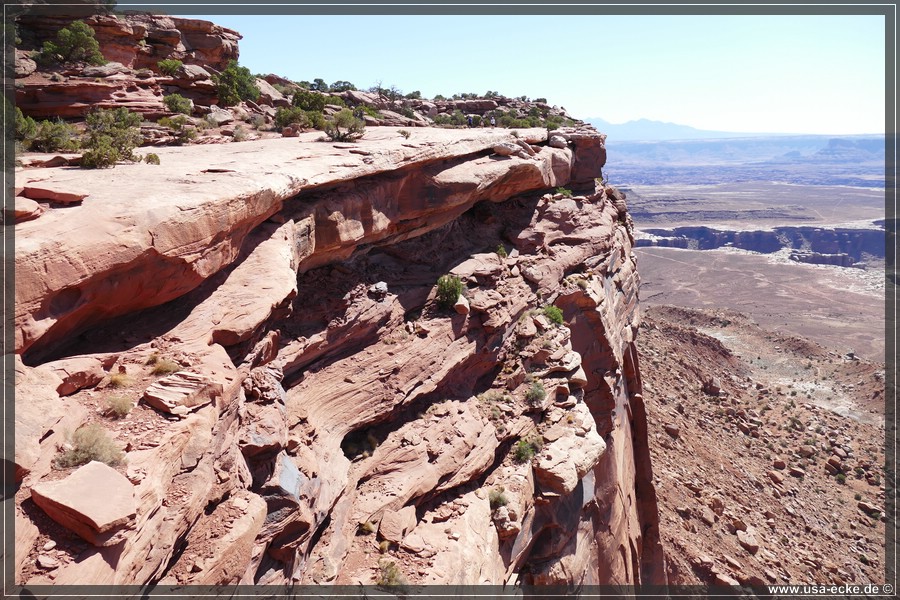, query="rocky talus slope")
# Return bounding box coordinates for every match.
[14,126,665,587]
